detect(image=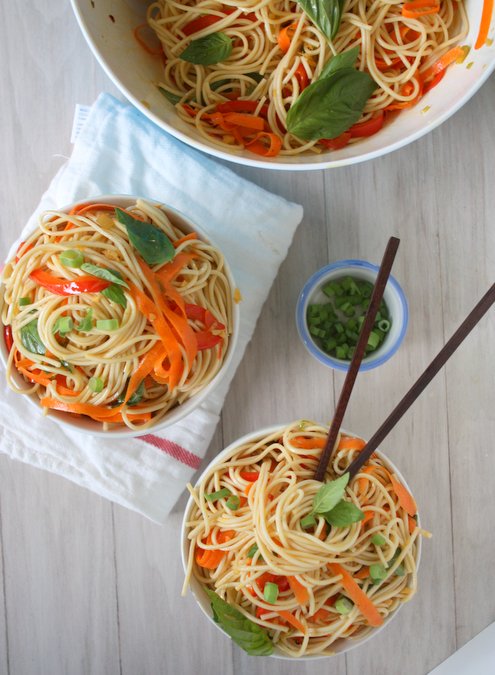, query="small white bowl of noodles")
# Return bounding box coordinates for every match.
[70,0,494,170]
[0,196,238,437]
[181,421,428,659]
